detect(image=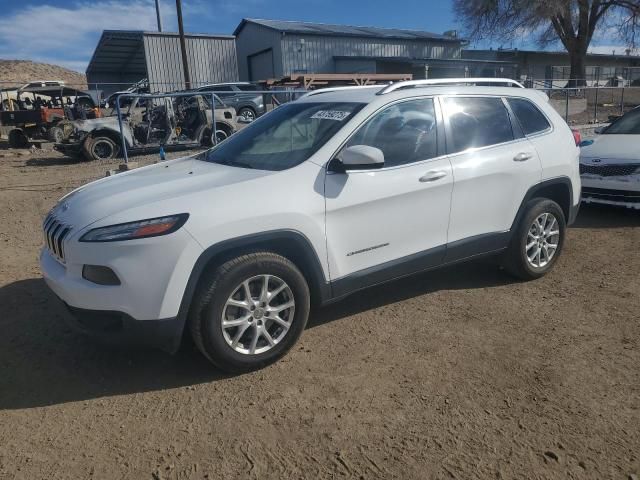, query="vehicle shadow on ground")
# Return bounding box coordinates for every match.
[25,156,85,167]
[571,203,640,229]
[0,261,509,410]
